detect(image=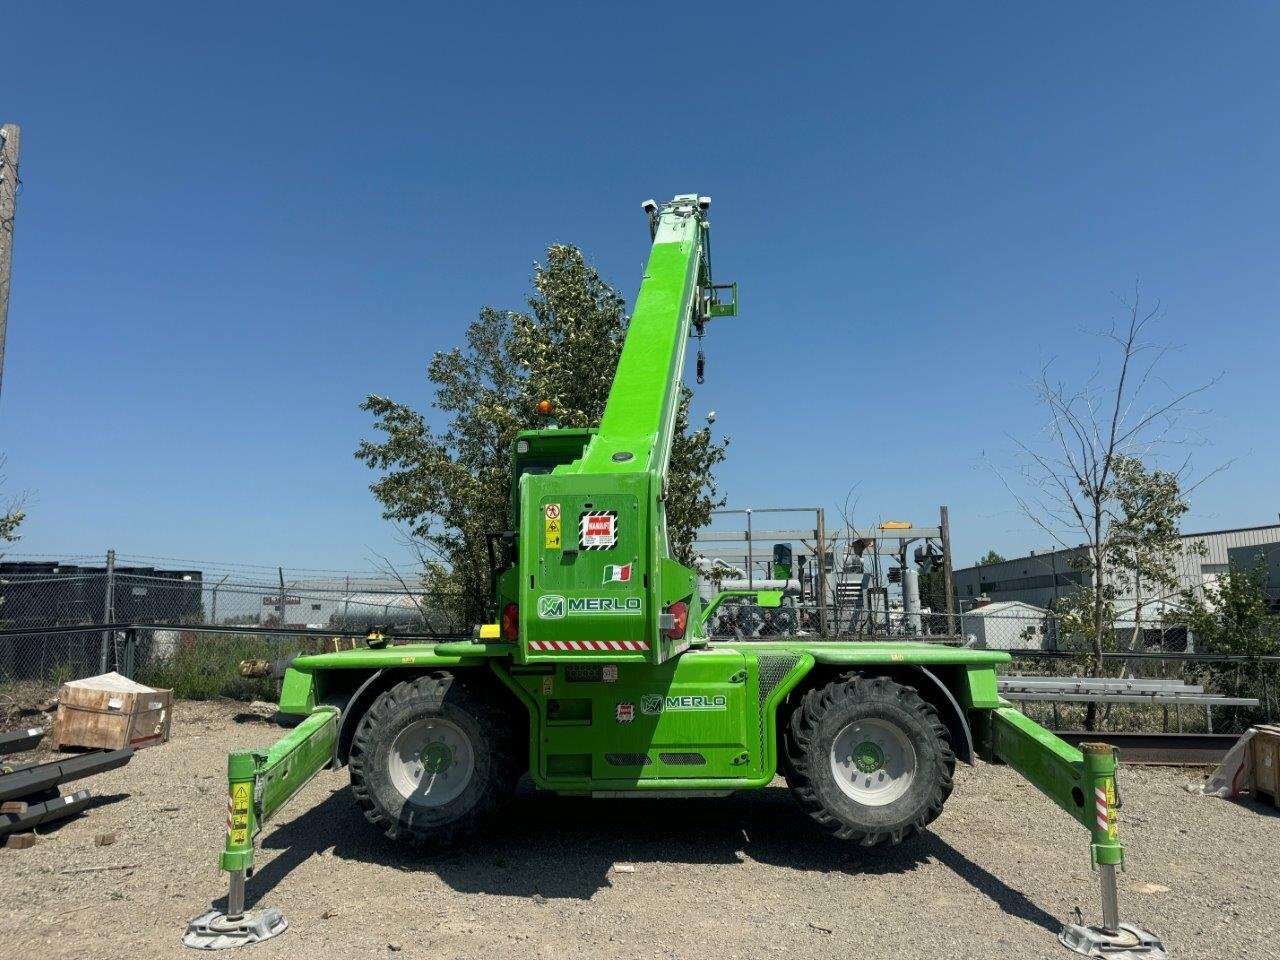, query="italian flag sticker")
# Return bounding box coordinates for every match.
[604,563,632,584]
